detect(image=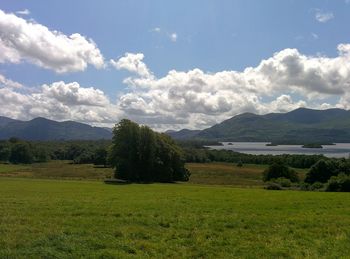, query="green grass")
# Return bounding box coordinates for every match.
[0,164,30,174]
[0,161,113,180]
[187,162,308,187]
[1,178,350,258]
[0,161,308,186]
